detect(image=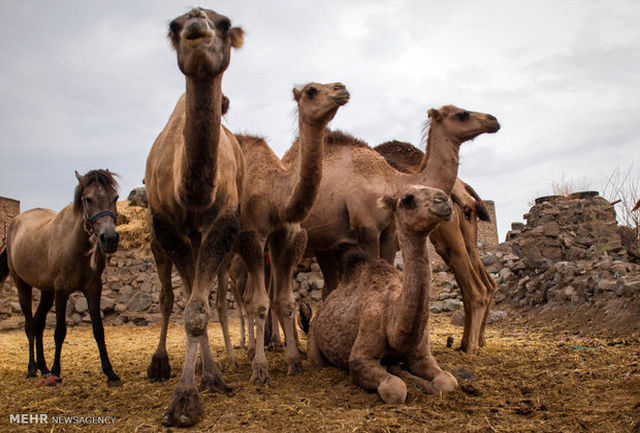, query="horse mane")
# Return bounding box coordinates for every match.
[73,169,119,215]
